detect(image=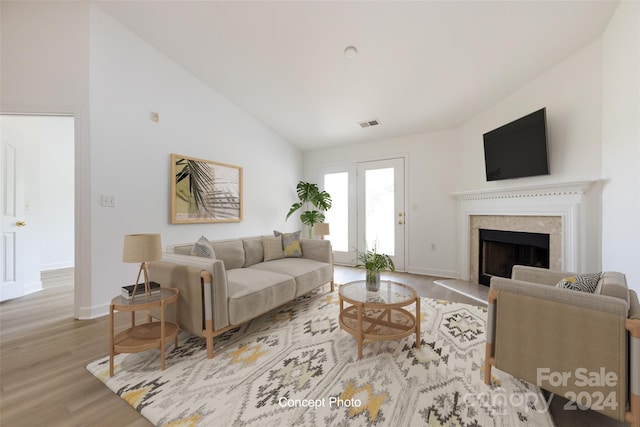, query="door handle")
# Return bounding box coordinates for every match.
[16,220,26,227]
